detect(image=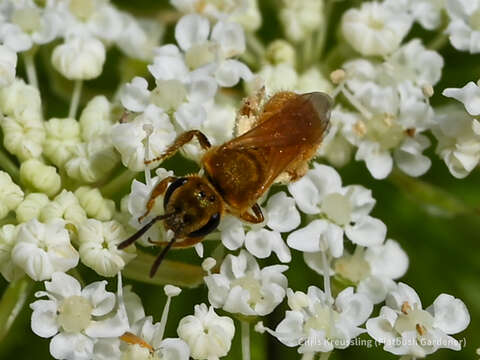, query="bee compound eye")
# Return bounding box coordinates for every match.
[188,212,221,238]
